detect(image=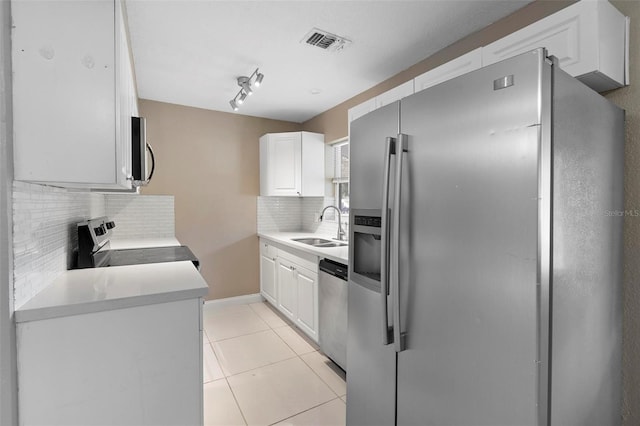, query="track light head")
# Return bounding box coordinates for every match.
[255,73,264,87]
[229,100,238,111]
[237,92,247,105]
